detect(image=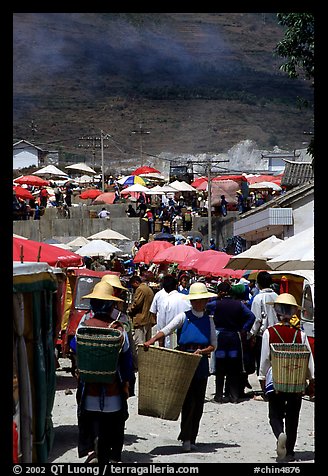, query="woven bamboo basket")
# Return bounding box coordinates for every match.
[137,345,202,421]
[270,343,310,393]
[76,326,123,383]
